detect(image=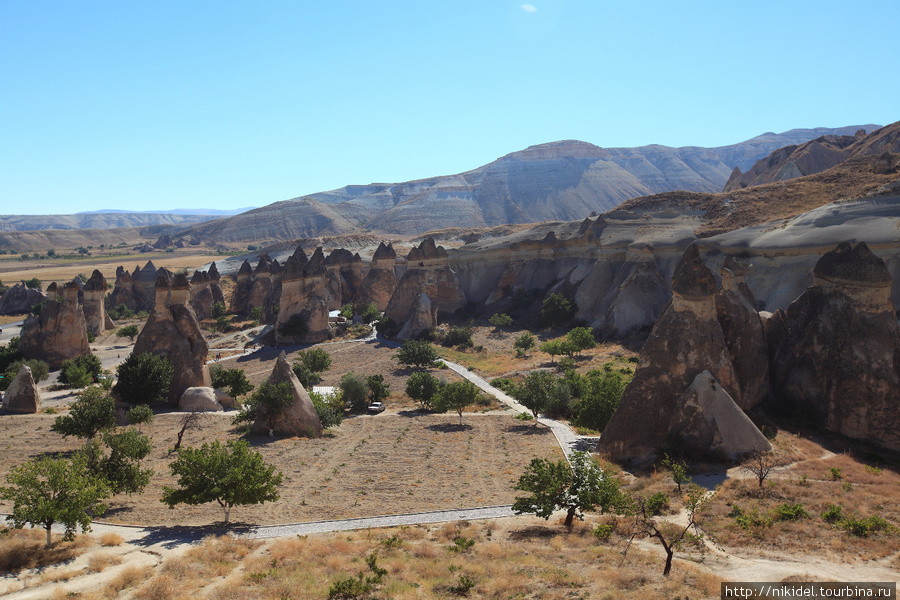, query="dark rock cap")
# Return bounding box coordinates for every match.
[207,262,220,281]
[83,269,108,292]
[155,267,173,283]
[270,258,282,274]
[373,242,396,261]
[142,260,157,273]
[237,260,253,277]
[282,255,304,280]
[304,247,327,276]
[722,255,747,277]
[814,242,891,284]
[172,273,191,290]
[255,258,271,275]
[541,231,558,245]
[190,270,208,285]
[155,275,172,289]
[323,248,356,266]
[115,266,126,278]
[671,244,717,300]
[47,282,58,293]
